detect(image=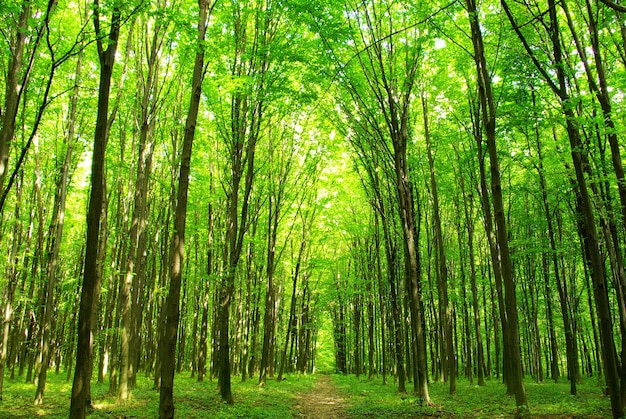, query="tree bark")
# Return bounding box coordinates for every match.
[277,236,306,381]
[456,146,486,386]
[423,93,455,394]
[0,3,30,191]
[158,1,209,417]
[259,195,279,386]
[69,3,121,417]
[197,195,215,382]
[501,0,623,414]
[34,119,74,405]
[466,1,528,415]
